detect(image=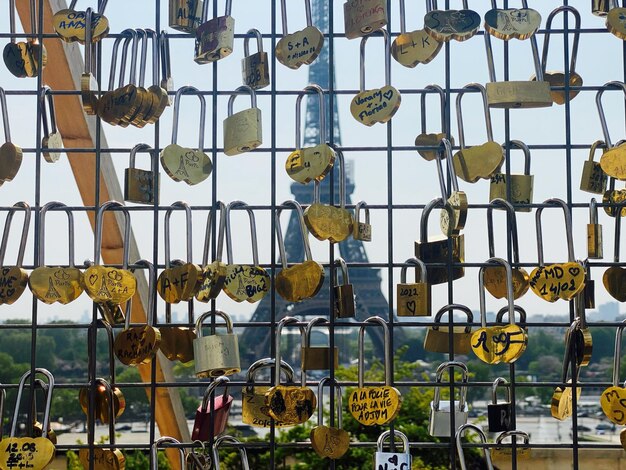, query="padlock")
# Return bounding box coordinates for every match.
[415,85,454,161]
[353,201,372,241]
[186,441,212,469]
[374,430,411,469]
[574,293,593,374]
[194,0,234,64]
[310,377,349,460]
[343,0,388,40]
[551,319,584,420]
[582,261,596,309]
[597,82,626,181]
[588,198,604,259]
[0,202,31,306]
[484,0,541,41]
[301,317,339,371]
[484,5,553,109]
[348,317,402,426]
[150,437,186,470]
[456,424,494,469]
[600,320,626,424]
[40,86,63,163]
[429,361,469,436]
[489,140,534,212]
[275,0,324,69]
[424,0,481,42]
[333,258,355,318]
[264,317,316,425]
[392,0,442,67]
[397,257,431,317]
[437,139,468,236]
[424,304,473,354]
[223,86,262,156]
[193,310,241,378]
[80,9,99,115]
[29,376,57,445]
[212,436,250,470]
[414,198,465,285]
[159,32,174,107]
[196,201,227,302]
[492,430,531,460]
[124,143,159,204]
[581,141,608,194]
[52,0,110,43]
[603,208,626,303]
[488,377,513,432]
[0,88,23,184]
[159,298,196,364]
[192,375,233,440]
[242,358,295,427]
[169,0,204,32]
[603,177,626,218]
[241,28,269,90]
[593,0,611,16]
[3,0,47,79]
